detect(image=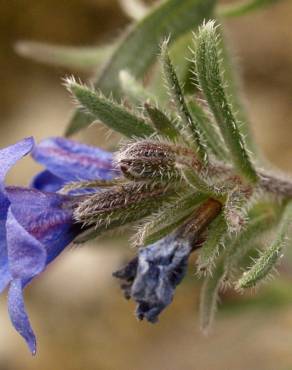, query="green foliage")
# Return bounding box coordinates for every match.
[66,0,216,136]
[64,21,292,328]
[193,21,258,183]
[14,41,114,70]
[237,201,292,289]
[147,31,196,105]
[187,99,228,160]
[217,32,258,155]
[160,40,208,160]
[199,259,225,332]
[144,103,179,140]
[66,78,154,138]
[179,165,223,199]
[197,214,228,274]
